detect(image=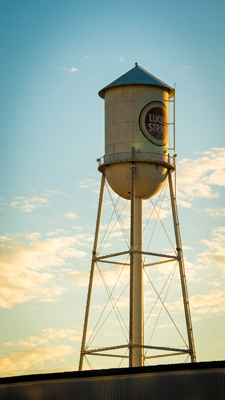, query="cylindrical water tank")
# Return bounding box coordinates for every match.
[98,64,175,200]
